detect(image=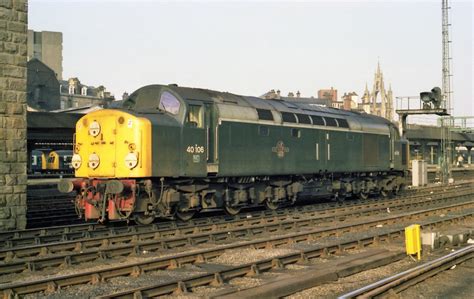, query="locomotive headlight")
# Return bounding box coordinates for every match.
[88,153,100,169]
[71,154,82,169]
[125,152,138,169]
[89,121,101,137]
